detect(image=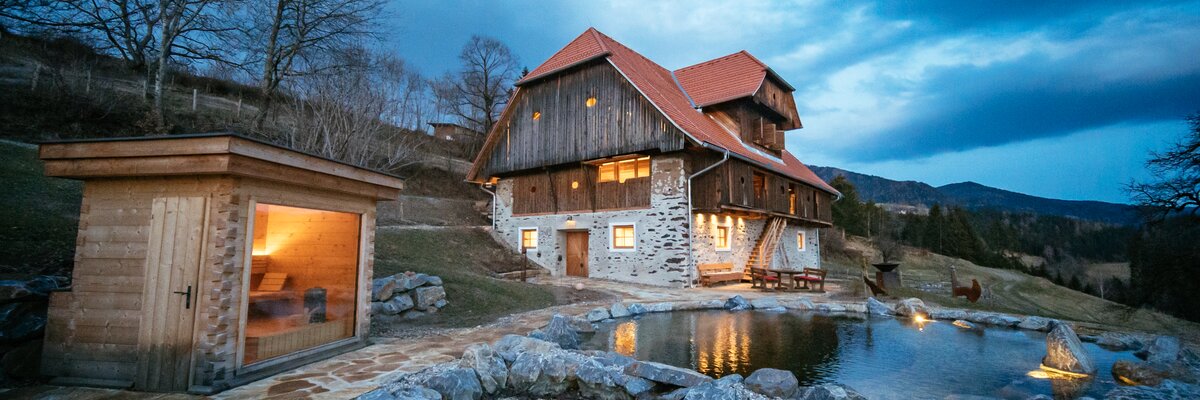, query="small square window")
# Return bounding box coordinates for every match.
[715,225,731,251]
[521,228,538,251]
[611,224,636,251]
